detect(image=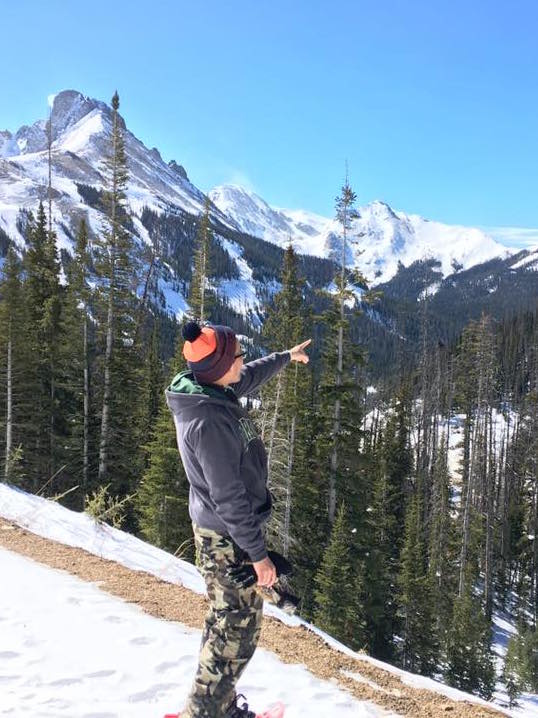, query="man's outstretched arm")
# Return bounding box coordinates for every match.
[230,339,311,398]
